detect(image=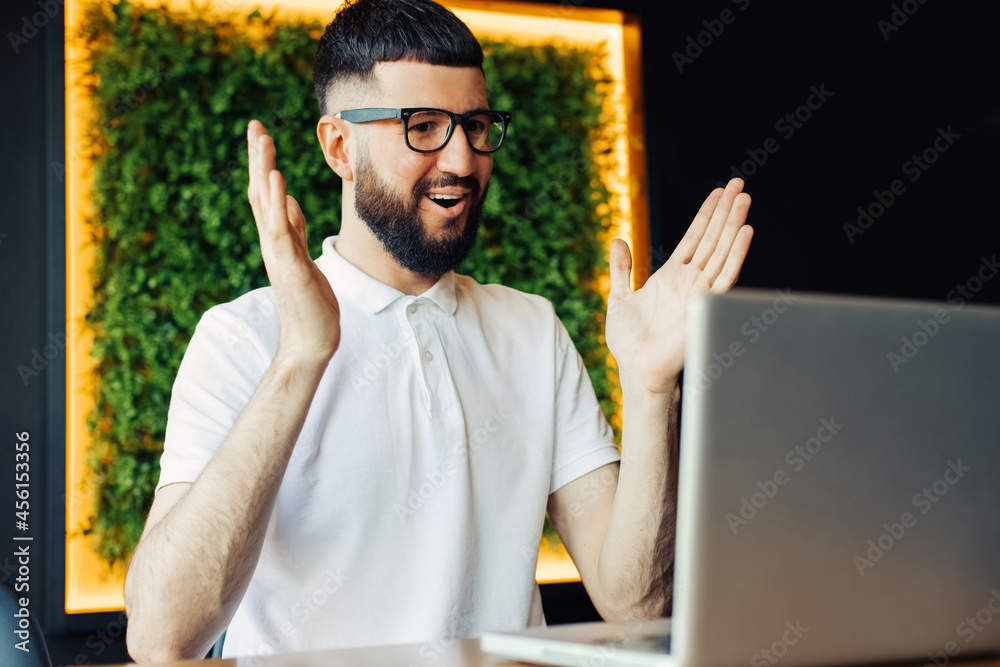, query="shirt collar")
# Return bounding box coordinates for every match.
[315,235,457,316]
